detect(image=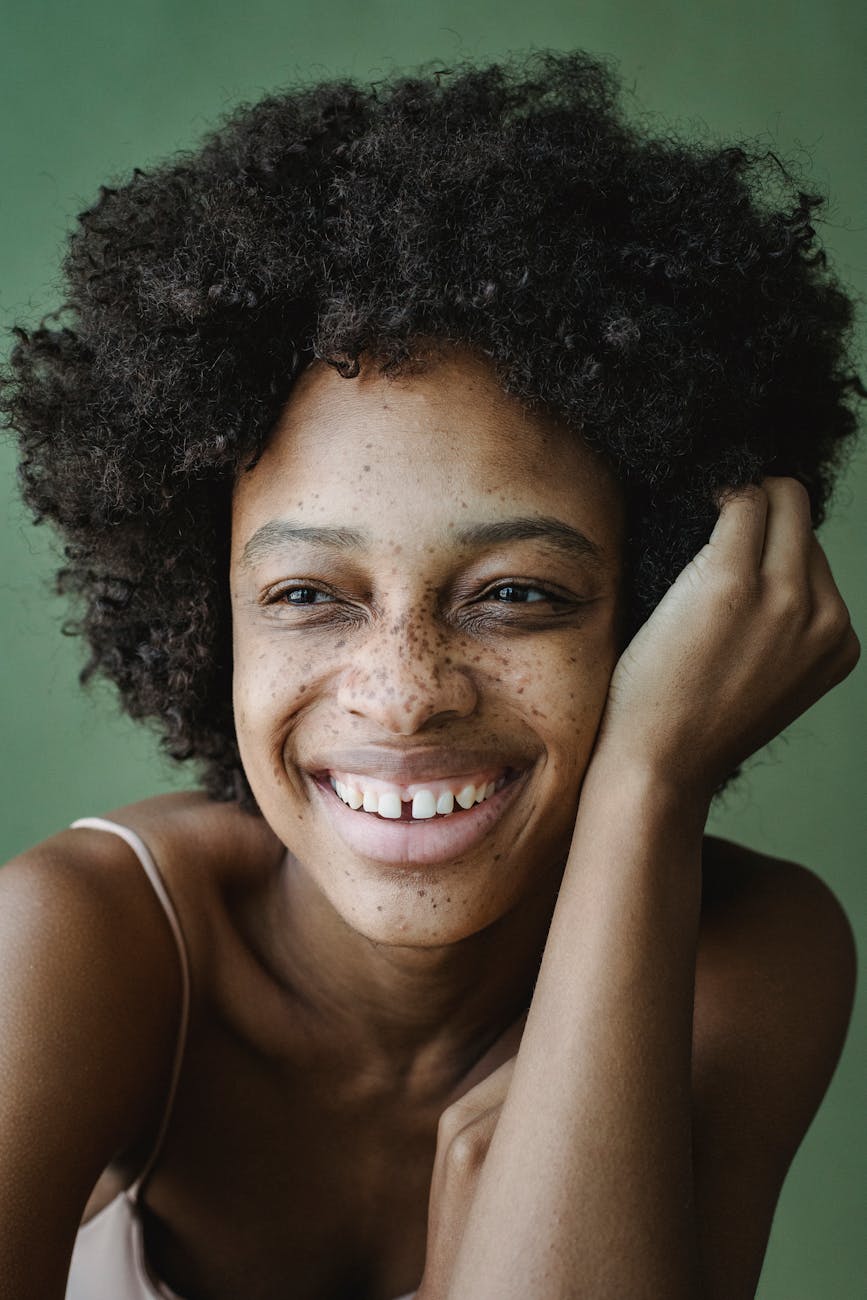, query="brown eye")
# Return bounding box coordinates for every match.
[272,585,332,605]
[489,584,555,604]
